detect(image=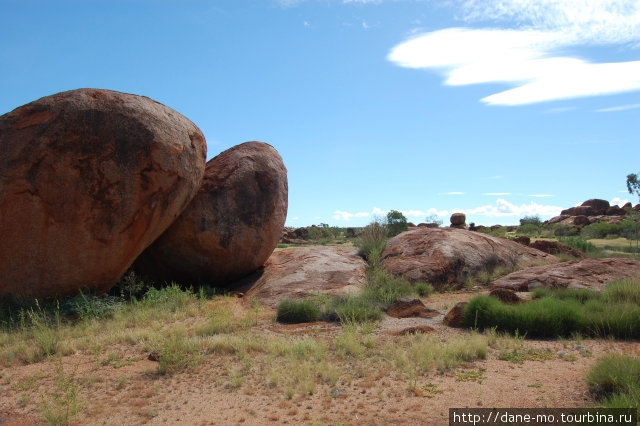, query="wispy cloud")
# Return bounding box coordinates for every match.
[388,0,640,105]
[597,103,640,112]
[445,191,465,195]
[333,210,370,221]
[463,198,562,217]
